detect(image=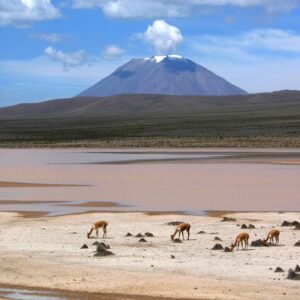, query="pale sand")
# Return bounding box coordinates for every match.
[0,211,299,299]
